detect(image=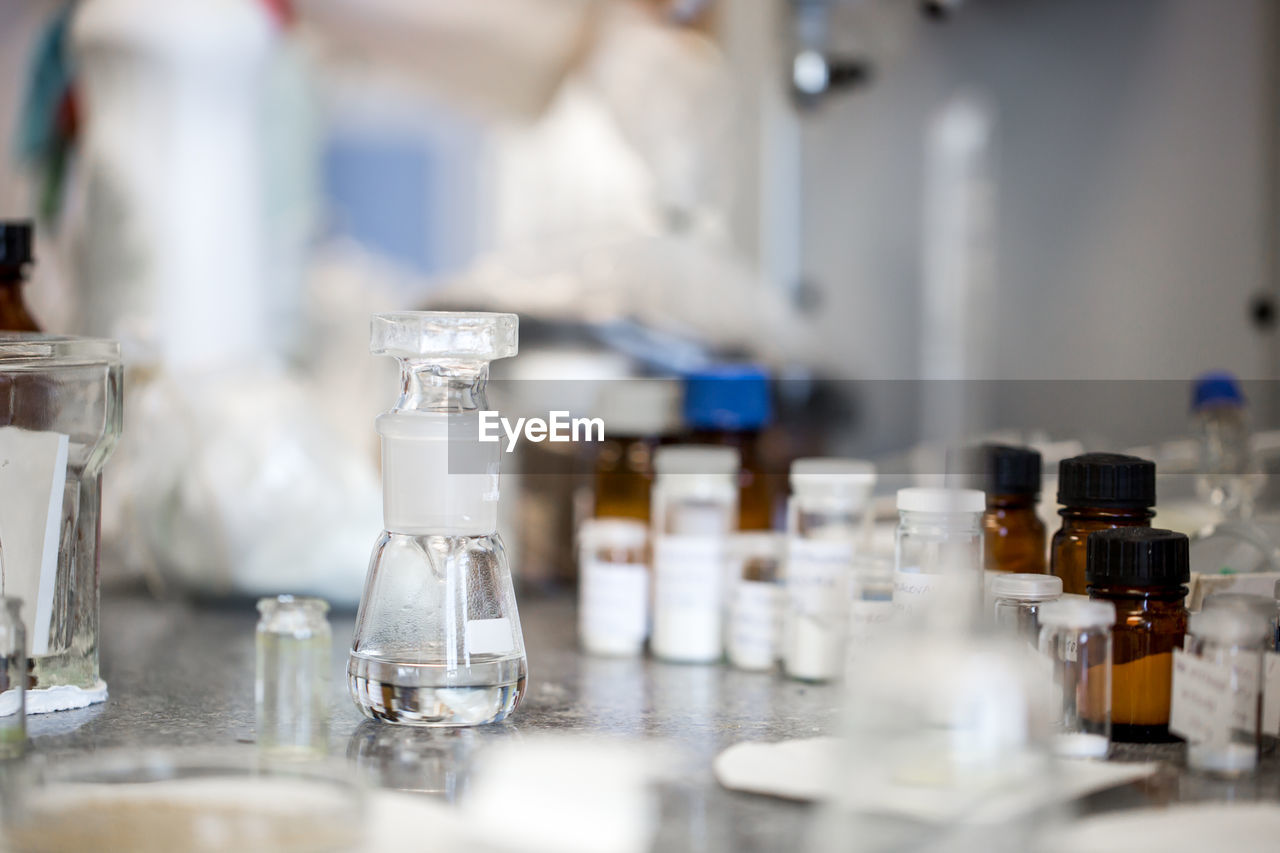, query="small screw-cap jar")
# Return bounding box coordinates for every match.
[256,595,331,756]
[992,572,1062,644]
[894,488,985,629]
[1038,597,1116,758]
[578,519,649,658]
